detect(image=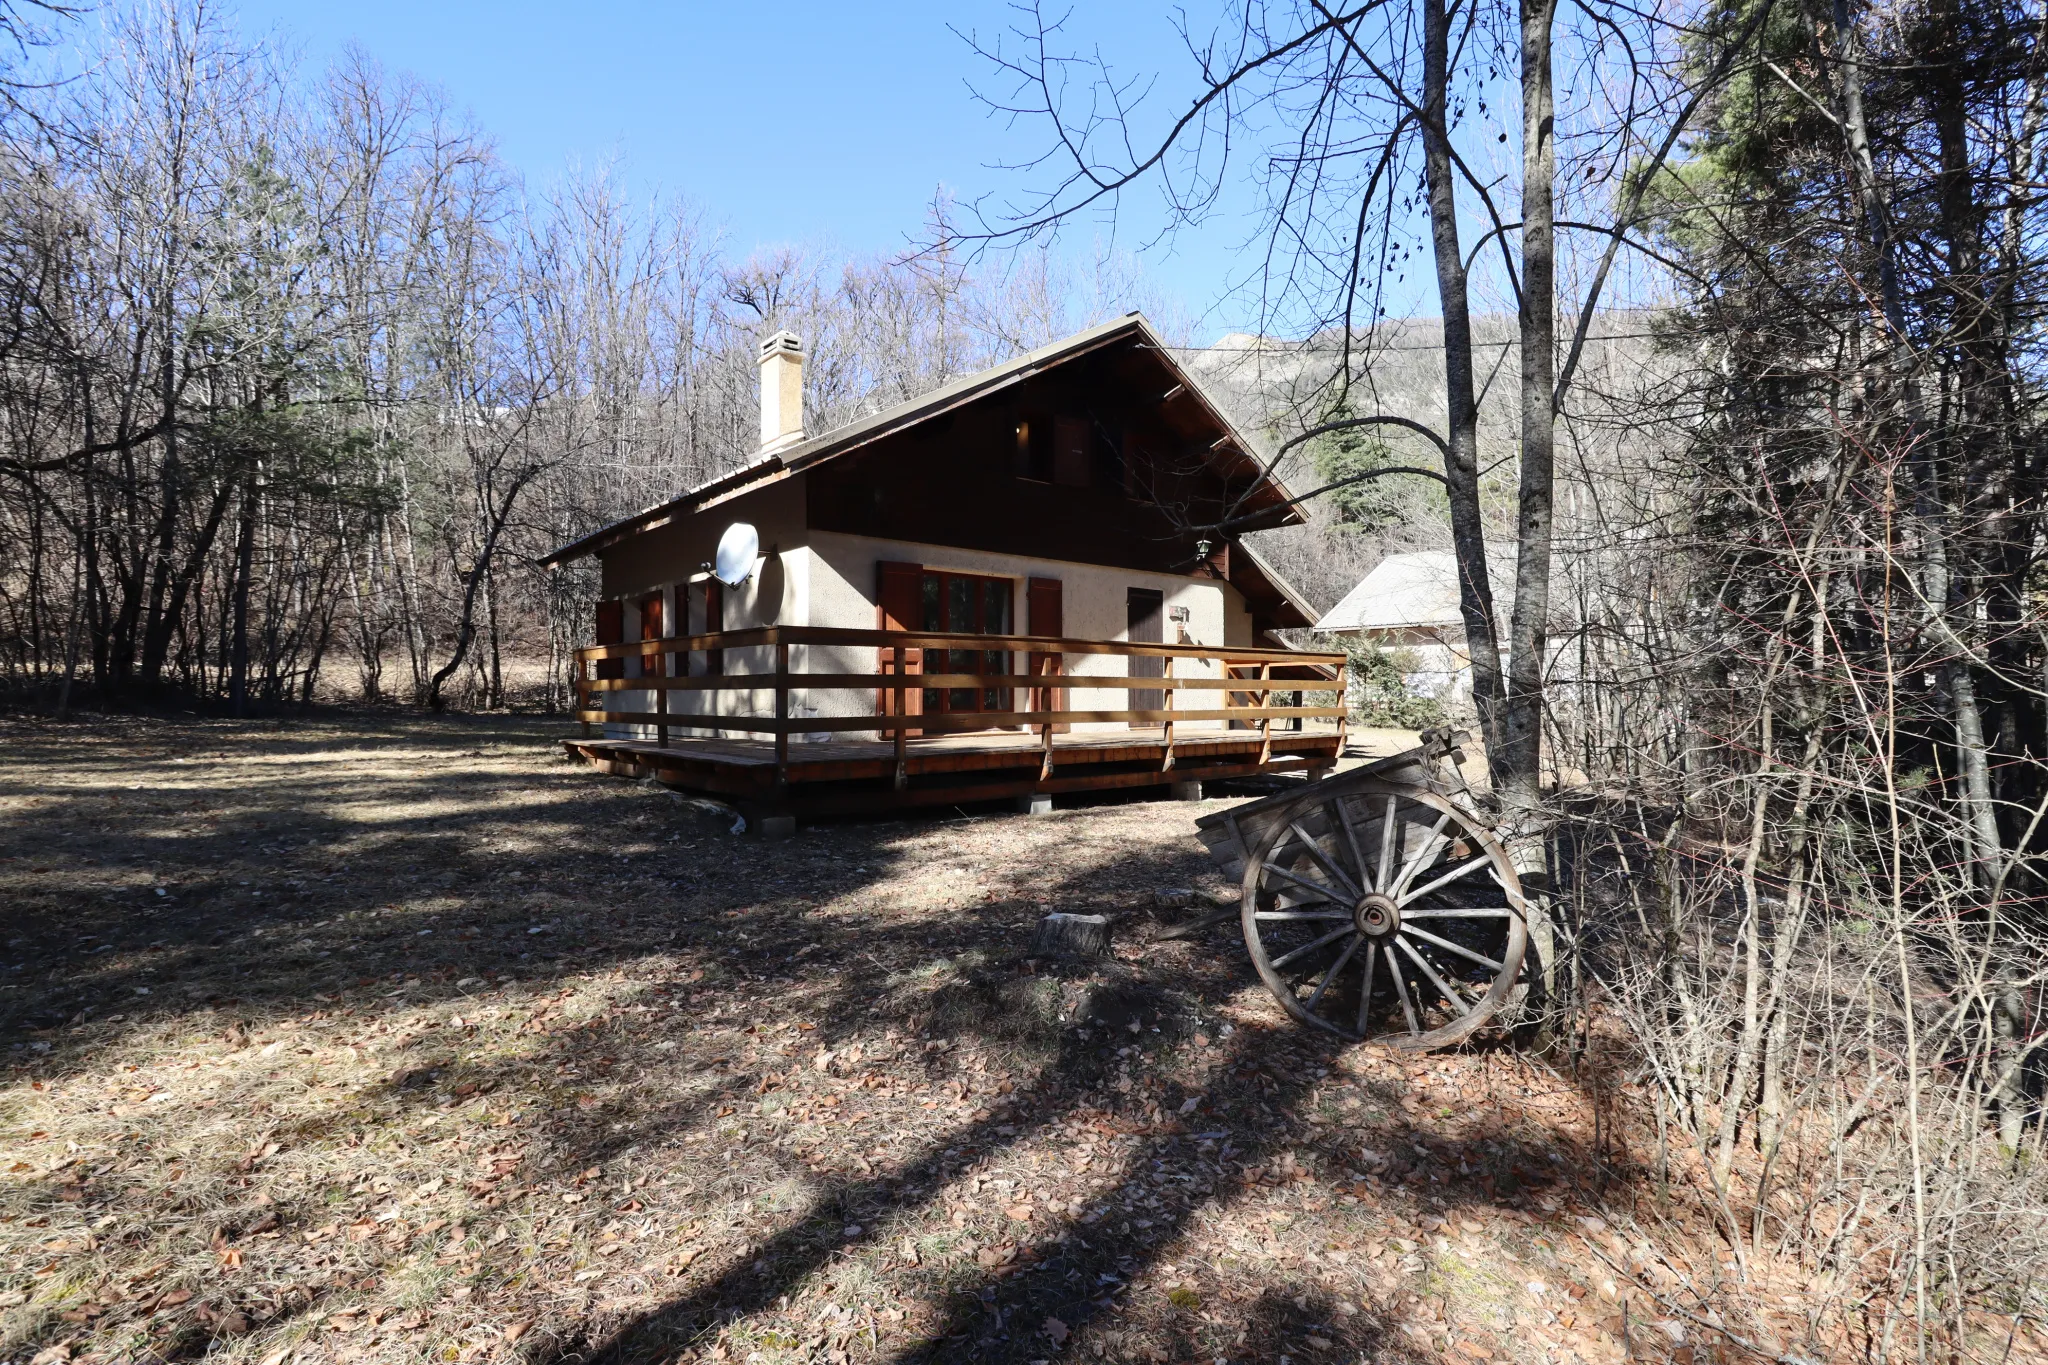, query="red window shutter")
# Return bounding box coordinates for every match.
[876,560,923,720]
[594,600,624,680]
[1027,577,1065,726]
